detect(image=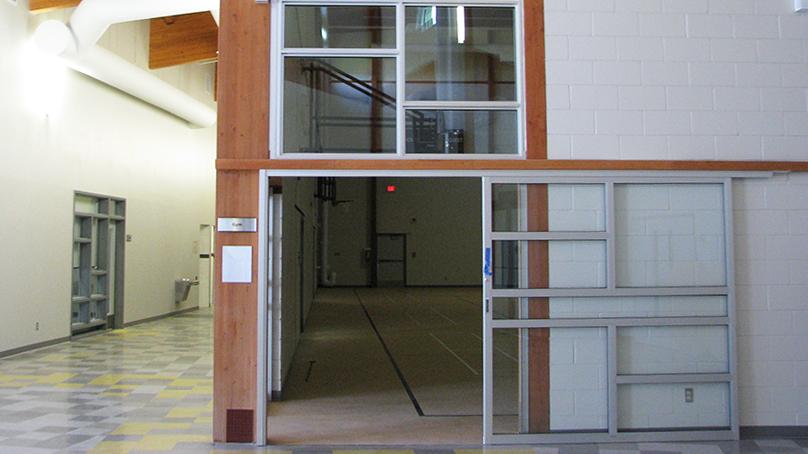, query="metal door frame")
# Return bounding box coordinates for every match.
[375,233,407,287]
